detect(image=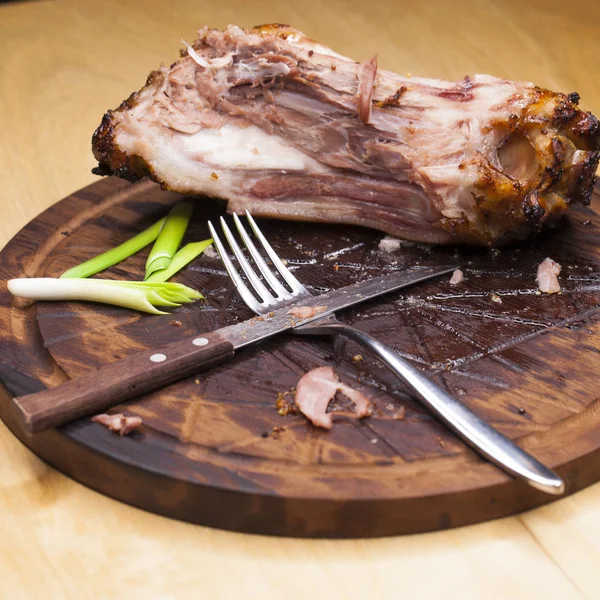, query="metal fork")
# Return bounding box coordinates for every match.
[208,211,565,495]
